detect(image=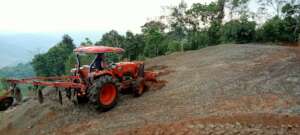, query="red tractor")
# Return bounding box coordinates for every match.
[6,46,157,111]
